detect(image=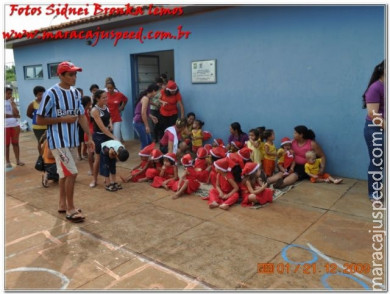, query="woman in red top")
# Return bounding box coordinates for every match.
[267,125,326,189]
[159,80,185,133]
[105,78,128,142]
